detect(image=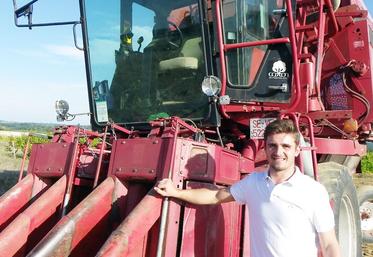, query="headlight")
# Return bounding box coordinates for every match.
[55,100,69,121]
[201,76,221,96]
